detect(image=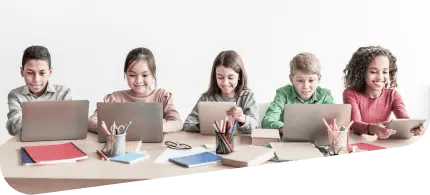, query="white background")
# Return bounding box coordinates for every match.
[1,0,429,195]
